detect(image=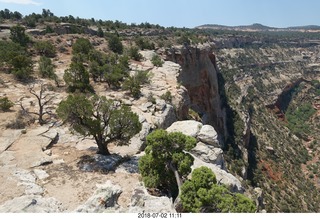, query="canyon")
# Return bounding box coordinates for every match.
[1,16,320,212]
